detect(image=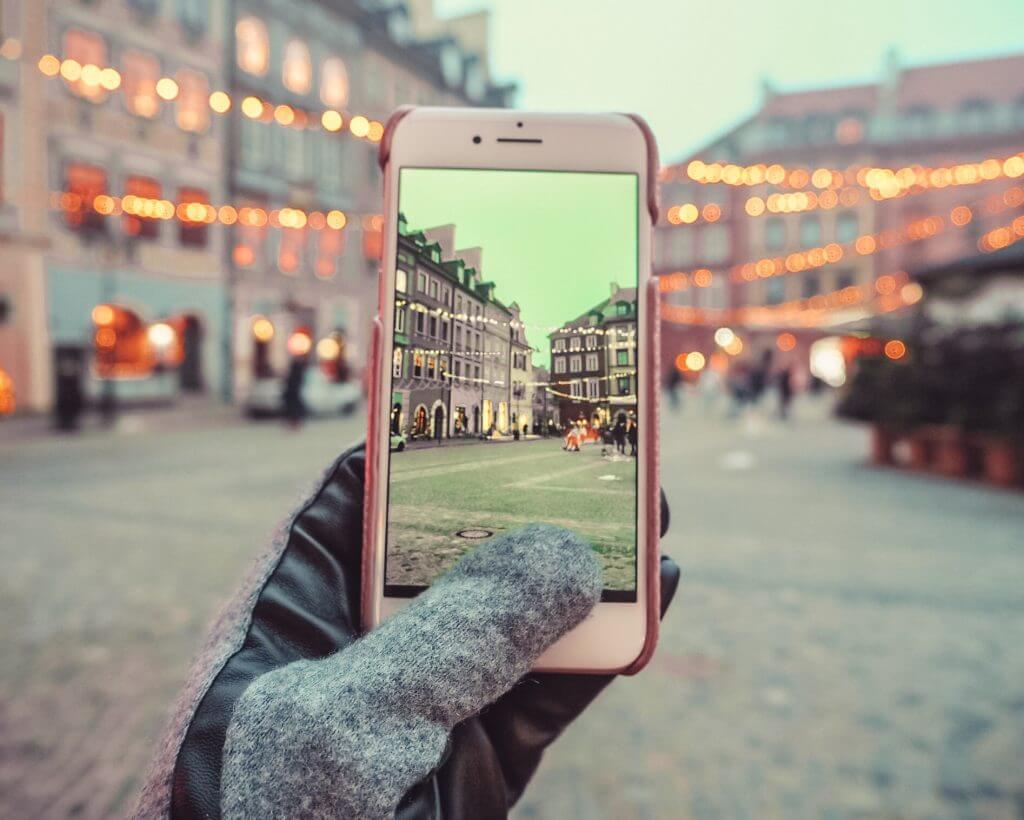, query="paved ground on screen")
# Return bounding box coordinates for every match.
[2,400,1023,819]
[386,438,637,589]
